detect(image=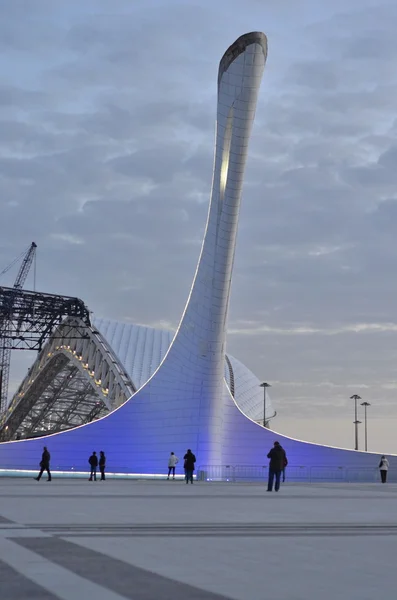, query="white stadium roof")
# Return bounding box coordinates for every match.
[93,318,273,423]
